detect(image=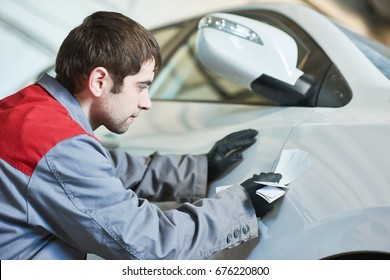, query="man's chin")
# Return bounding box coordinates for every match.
[106,123,131,135]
